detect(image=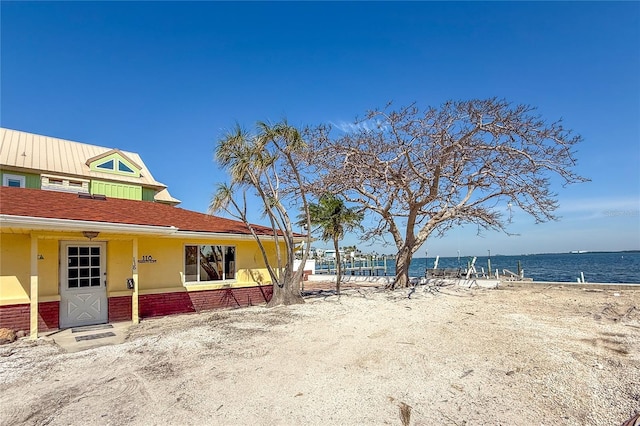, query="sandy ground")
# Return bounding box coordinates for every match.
[0,282,639,426]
